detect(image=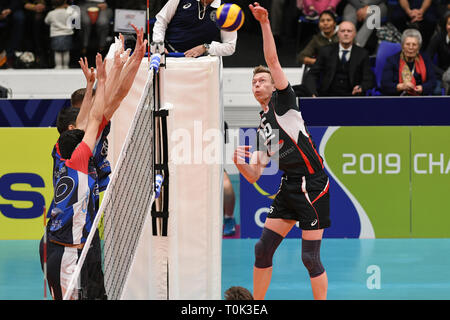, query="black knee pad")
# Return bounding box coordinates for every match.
[301,239,325,278]
[254,227,284,268]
